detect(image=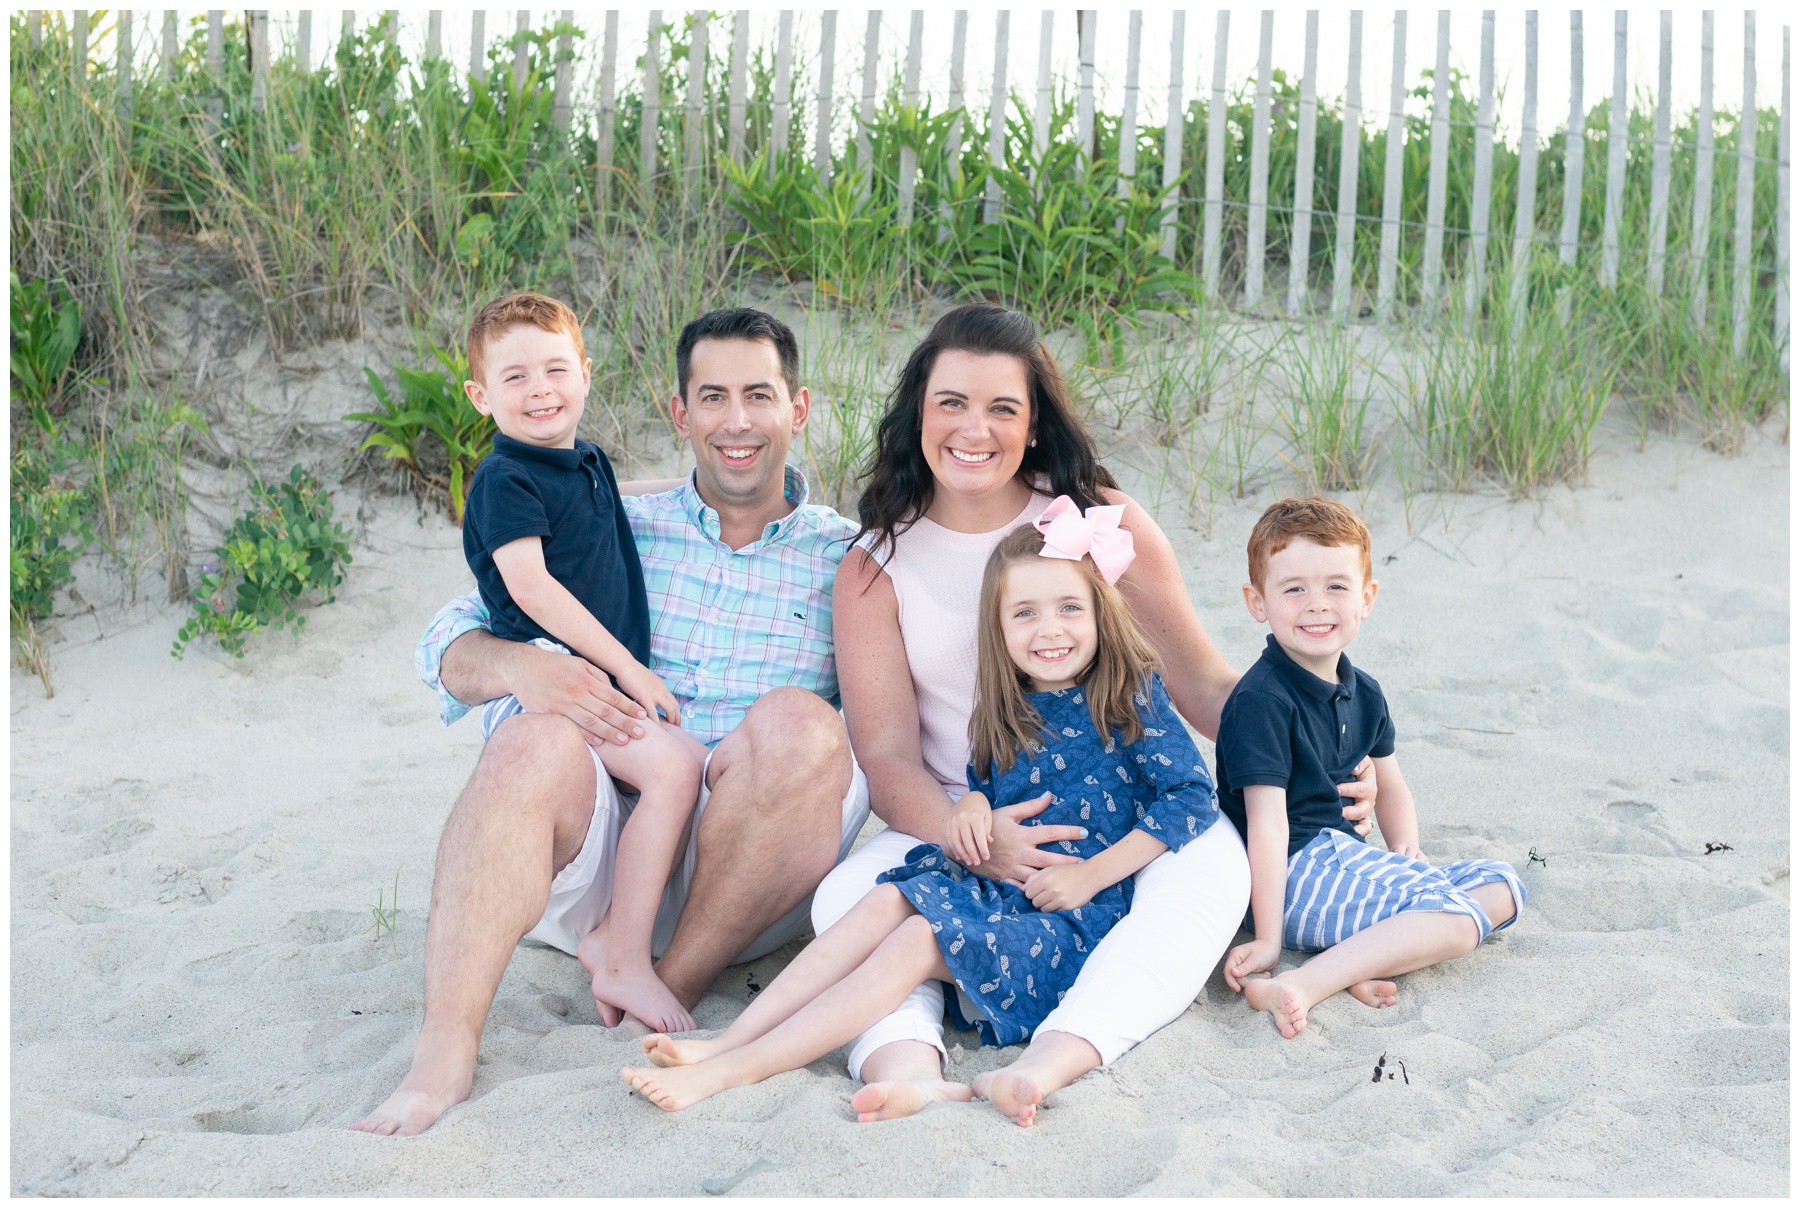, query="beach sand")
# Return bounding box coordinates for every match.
[10,420,1788,1196]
